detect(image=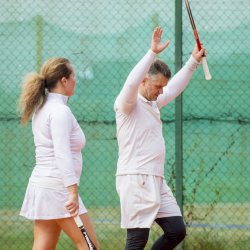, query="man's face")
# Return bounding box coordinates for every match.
[142,74,169,101]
